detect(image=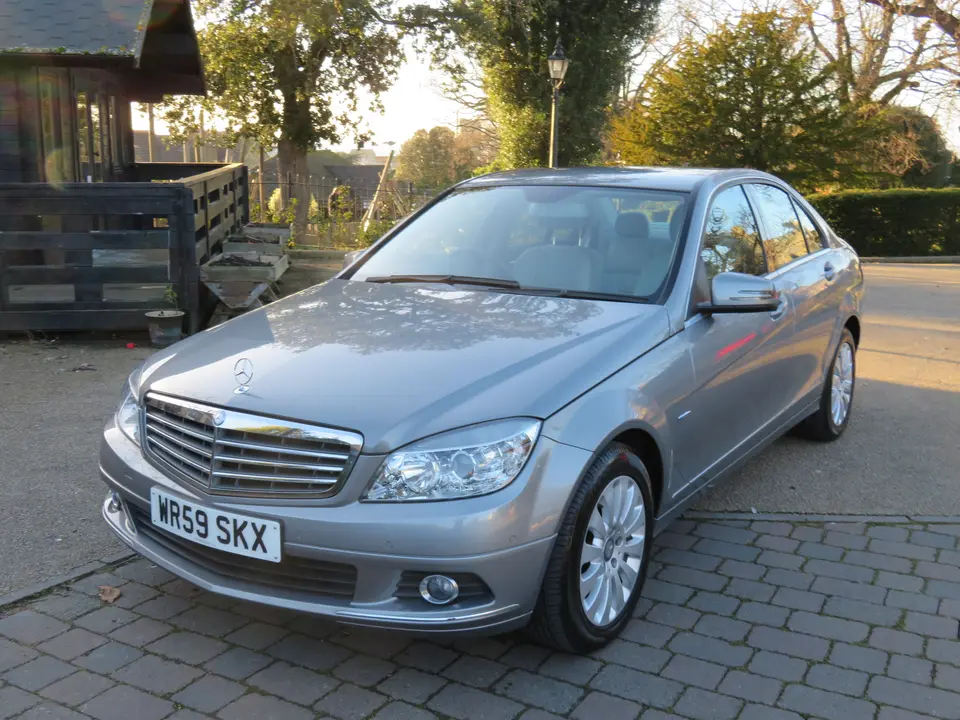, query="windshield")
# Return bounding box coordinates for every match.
[350,185,689,301]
